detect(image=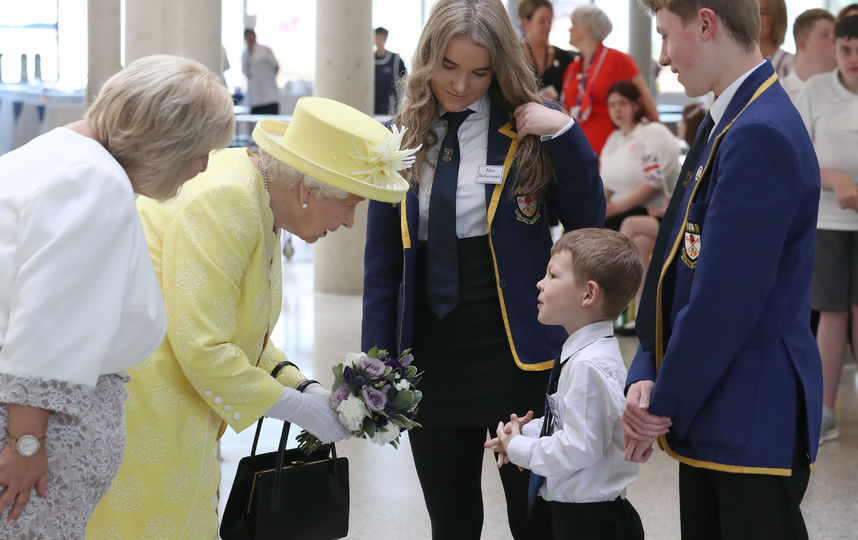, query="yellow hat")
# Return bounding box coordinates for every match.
[252,97,416,203]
